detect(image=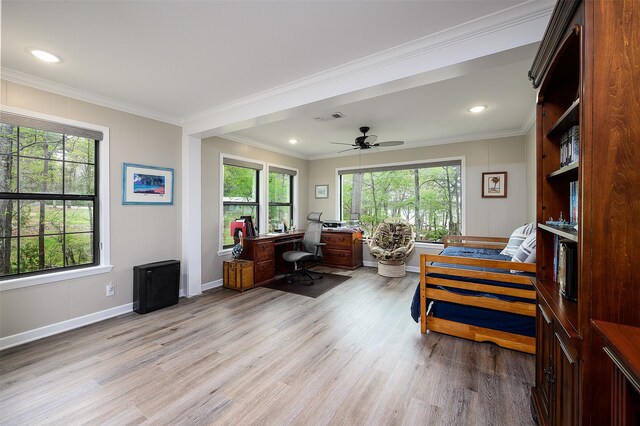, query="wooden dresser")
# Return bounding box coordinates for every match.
[320,229,363,270]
